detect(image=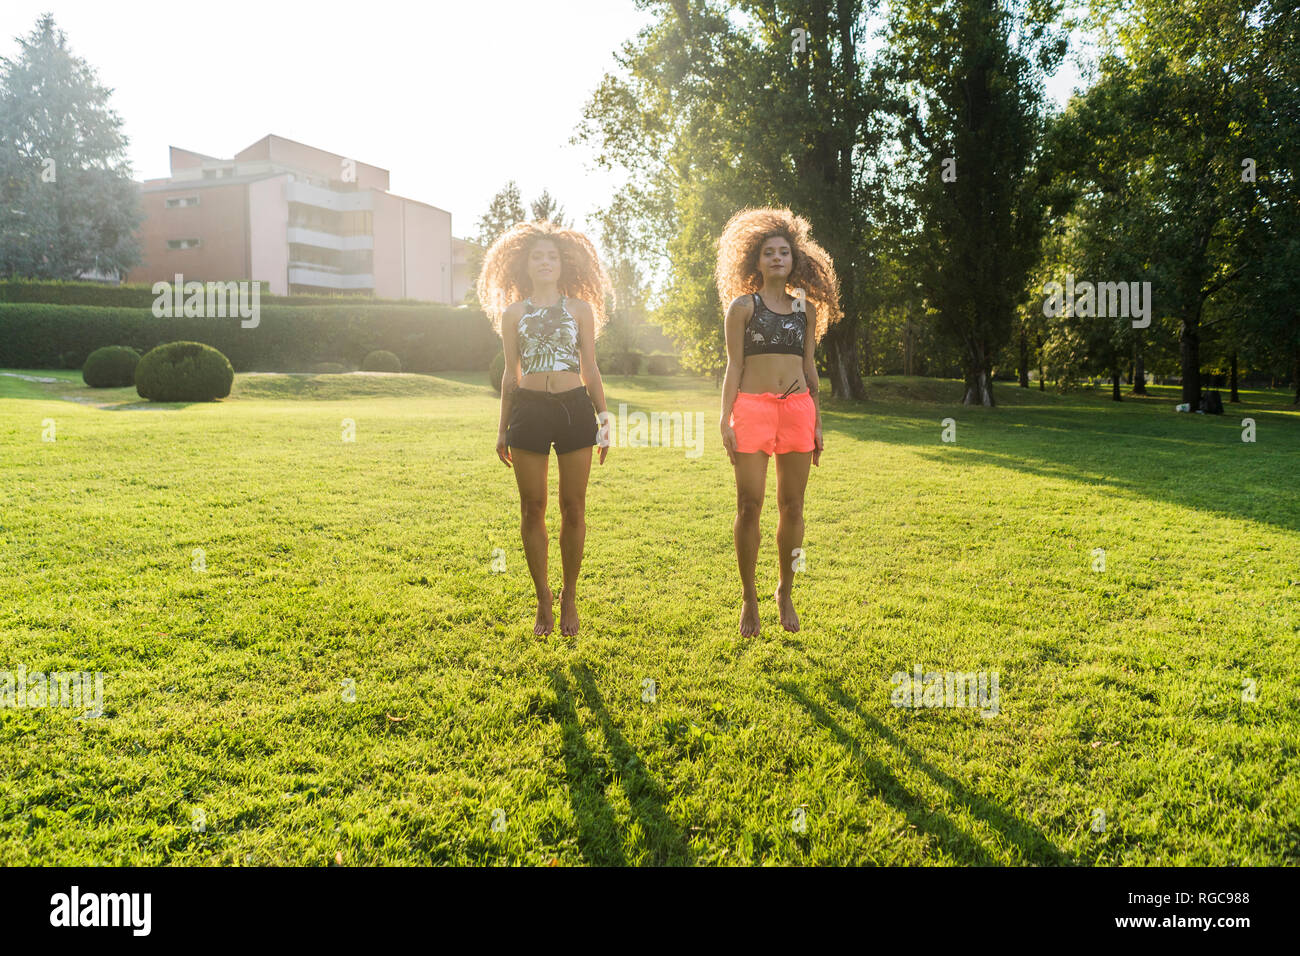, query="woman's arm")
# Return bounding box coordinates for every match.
[803,301,823,466]
[574,300,610,465]
[720,295,752,465]
[497,303,522,466]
